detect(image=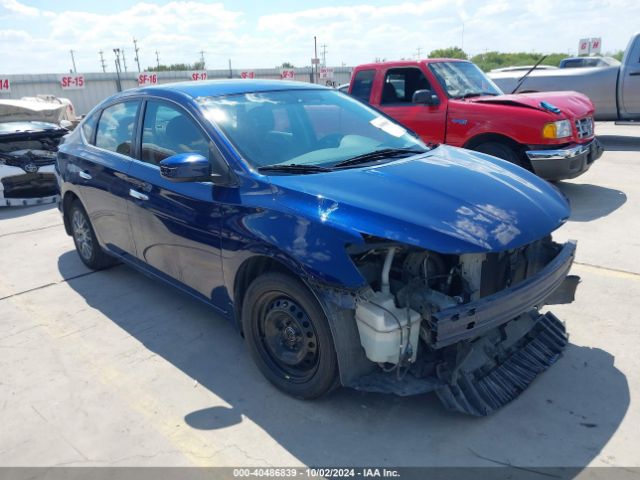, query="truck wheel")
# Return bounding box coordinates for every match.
[69,201,118,270]
[474,142,529,170]
[241,272,339,399]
